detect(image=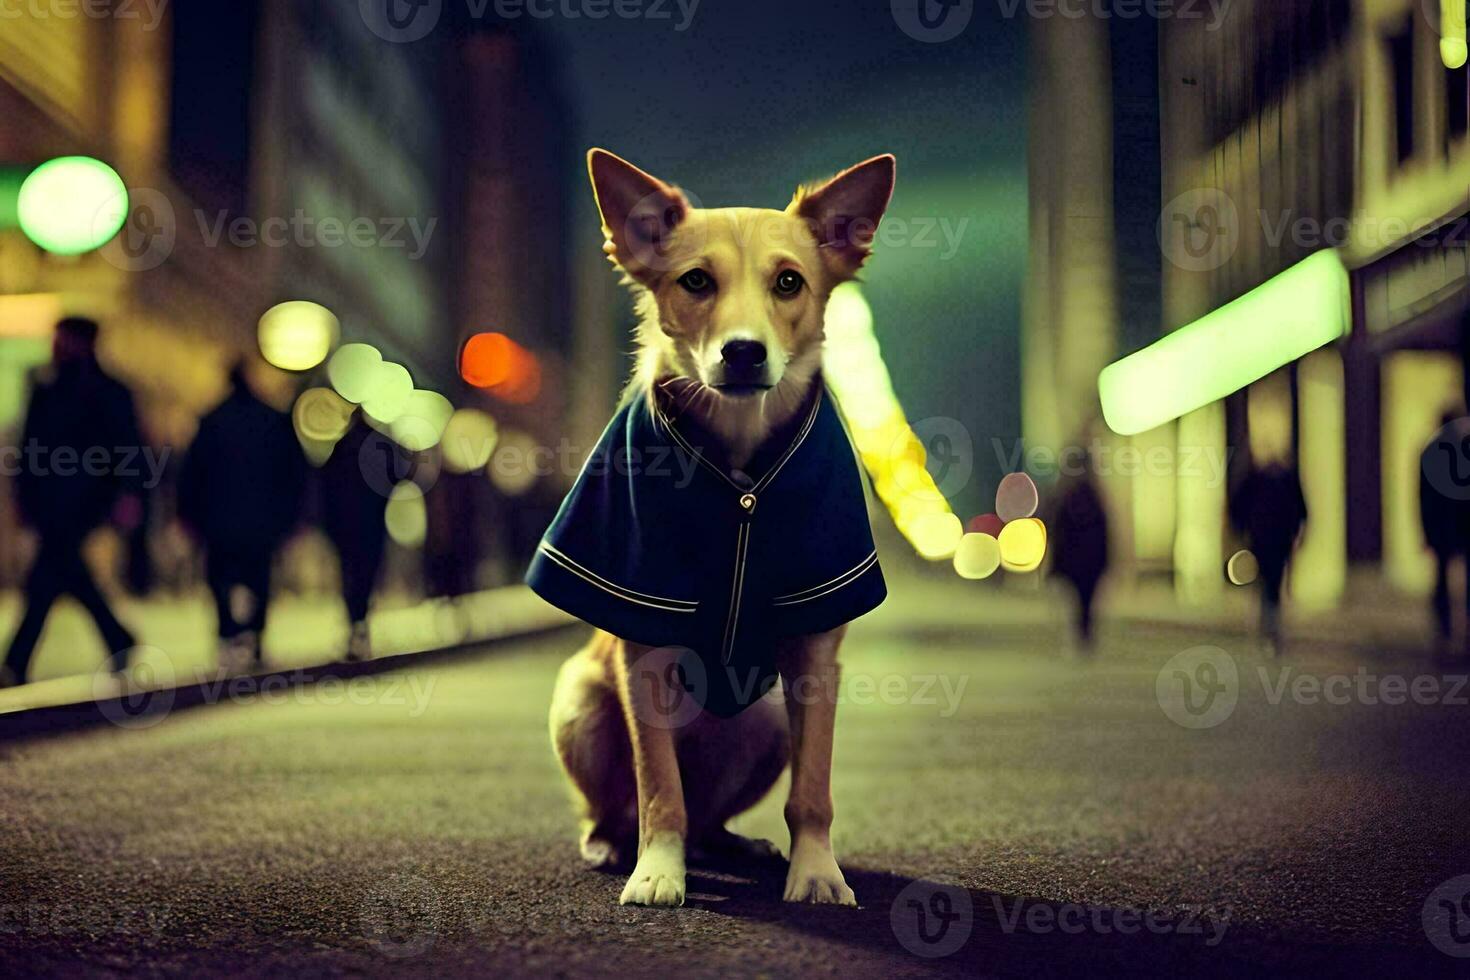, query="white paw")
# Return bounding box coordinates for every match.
[783,840,856,906]
[619,833,686,907]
